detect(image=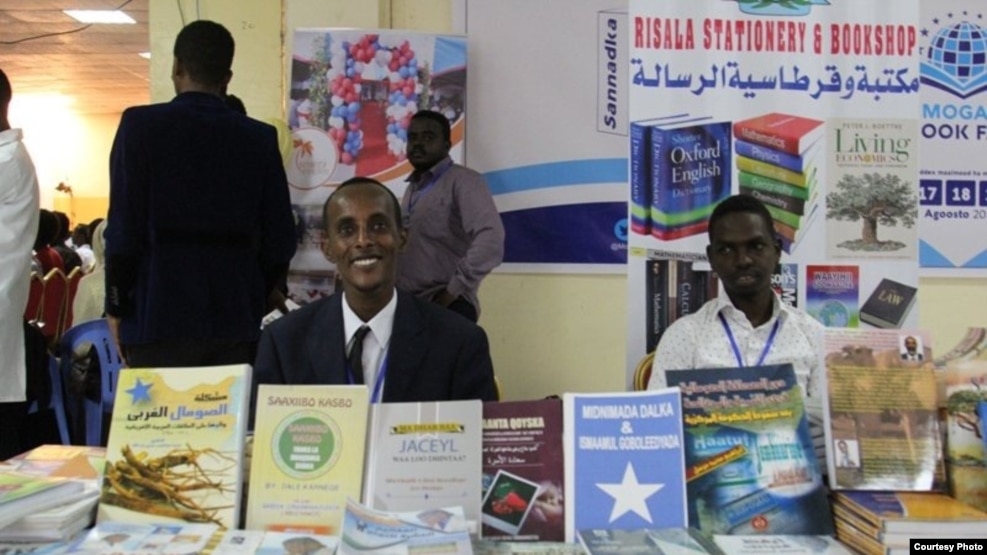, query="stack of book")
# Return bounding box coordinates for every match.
[0,468,87,543]
[733,112,824,253]
[832,491,987,555]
